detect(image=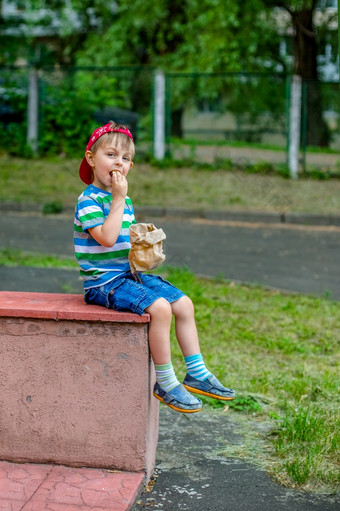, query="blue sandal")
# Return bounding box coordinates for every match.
[153,382,202,413]
[183,374,235,401]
